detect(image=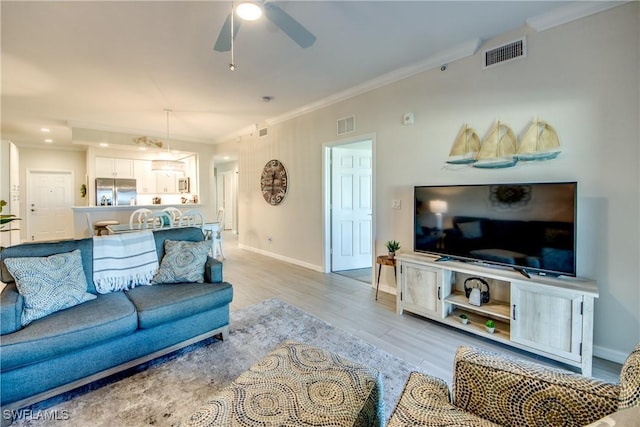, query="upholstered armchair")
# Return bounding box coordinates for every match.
[388,343,640,427]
